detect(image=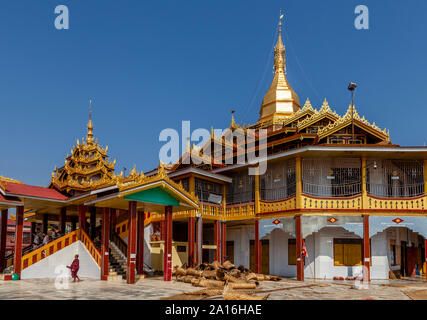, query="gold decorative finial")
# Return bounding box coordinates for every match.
[274,11,286,75]
[257,11,301,124]
[87,99,94,145]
